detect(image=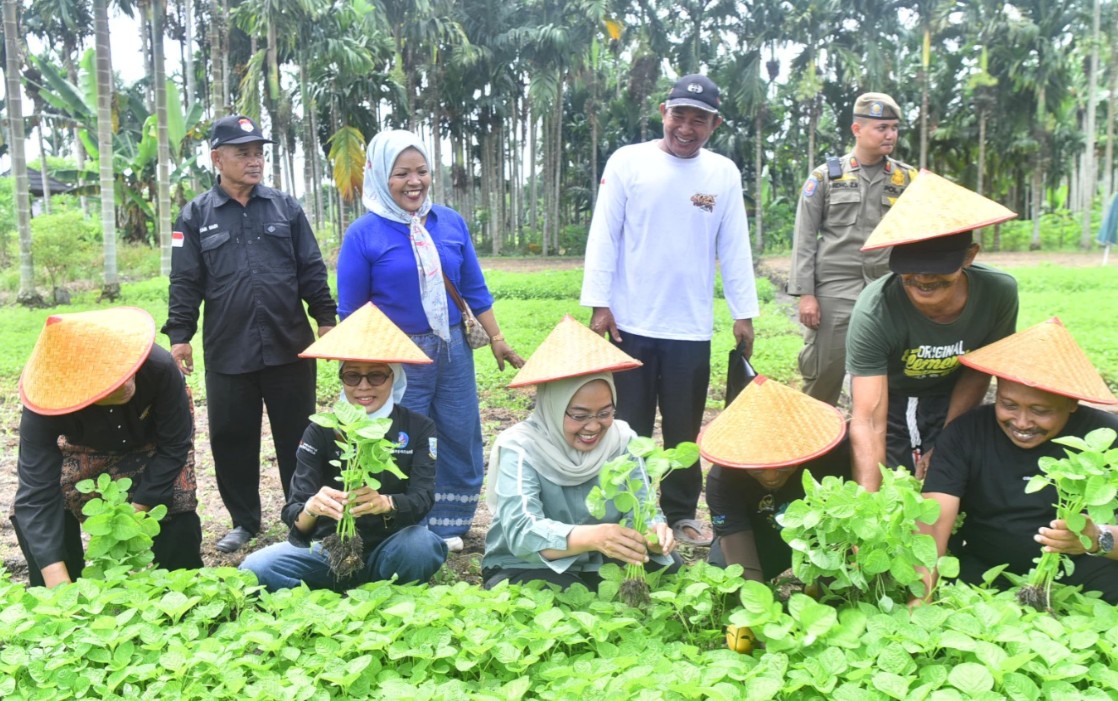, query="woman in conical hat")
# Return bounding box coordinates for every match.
[481,316,680,591]
[919,318,1118,603]
[13,307,202,588]
[700,375,847,582]
[239,303,447,592]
